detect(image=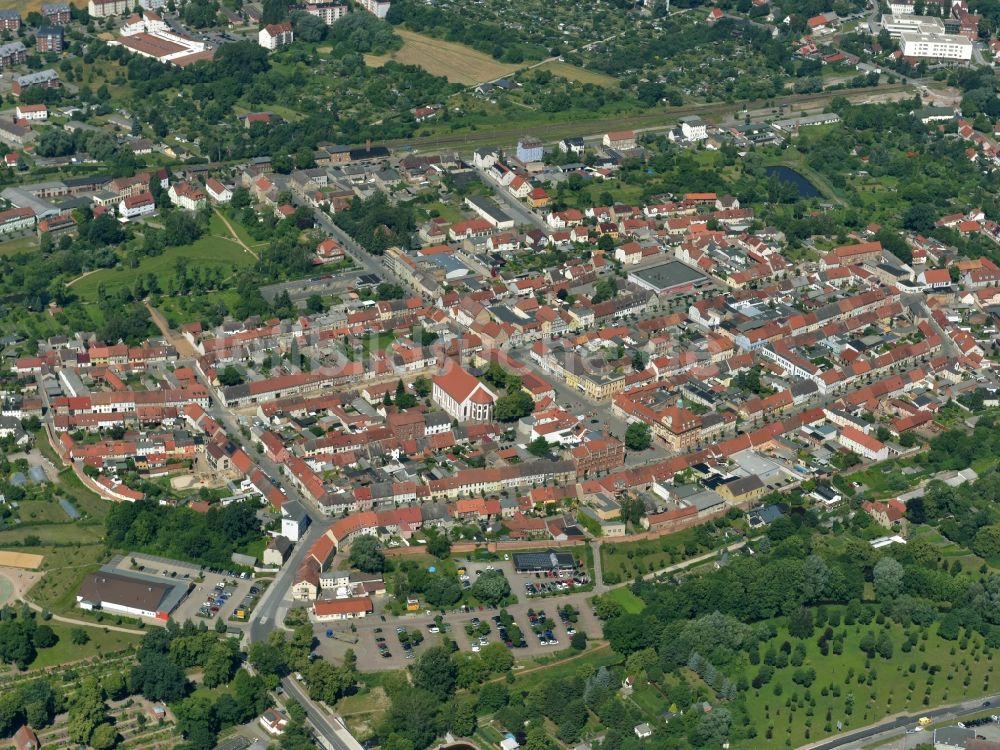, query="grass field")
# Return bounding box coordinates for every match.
[603,586,646,614]
[365,29,522,85]
[738,613,997,749]
[73,237,256,303]
[0,236,40,257]
[600,527,710,582]
[28,543,107,614]
[28,621,141,669]
[534,60,617,87]
[509,644,622,694]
